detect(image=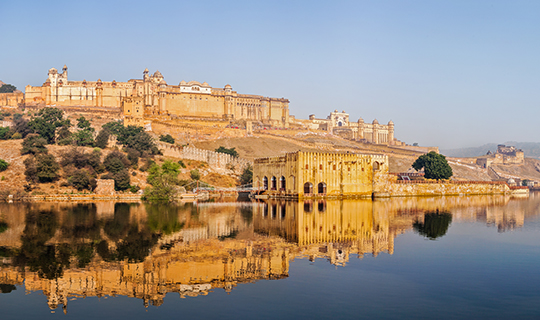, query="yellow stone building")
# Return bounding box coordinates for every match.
[24,66,290,127]
[308,110,402,145]
[253,151,389,199]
